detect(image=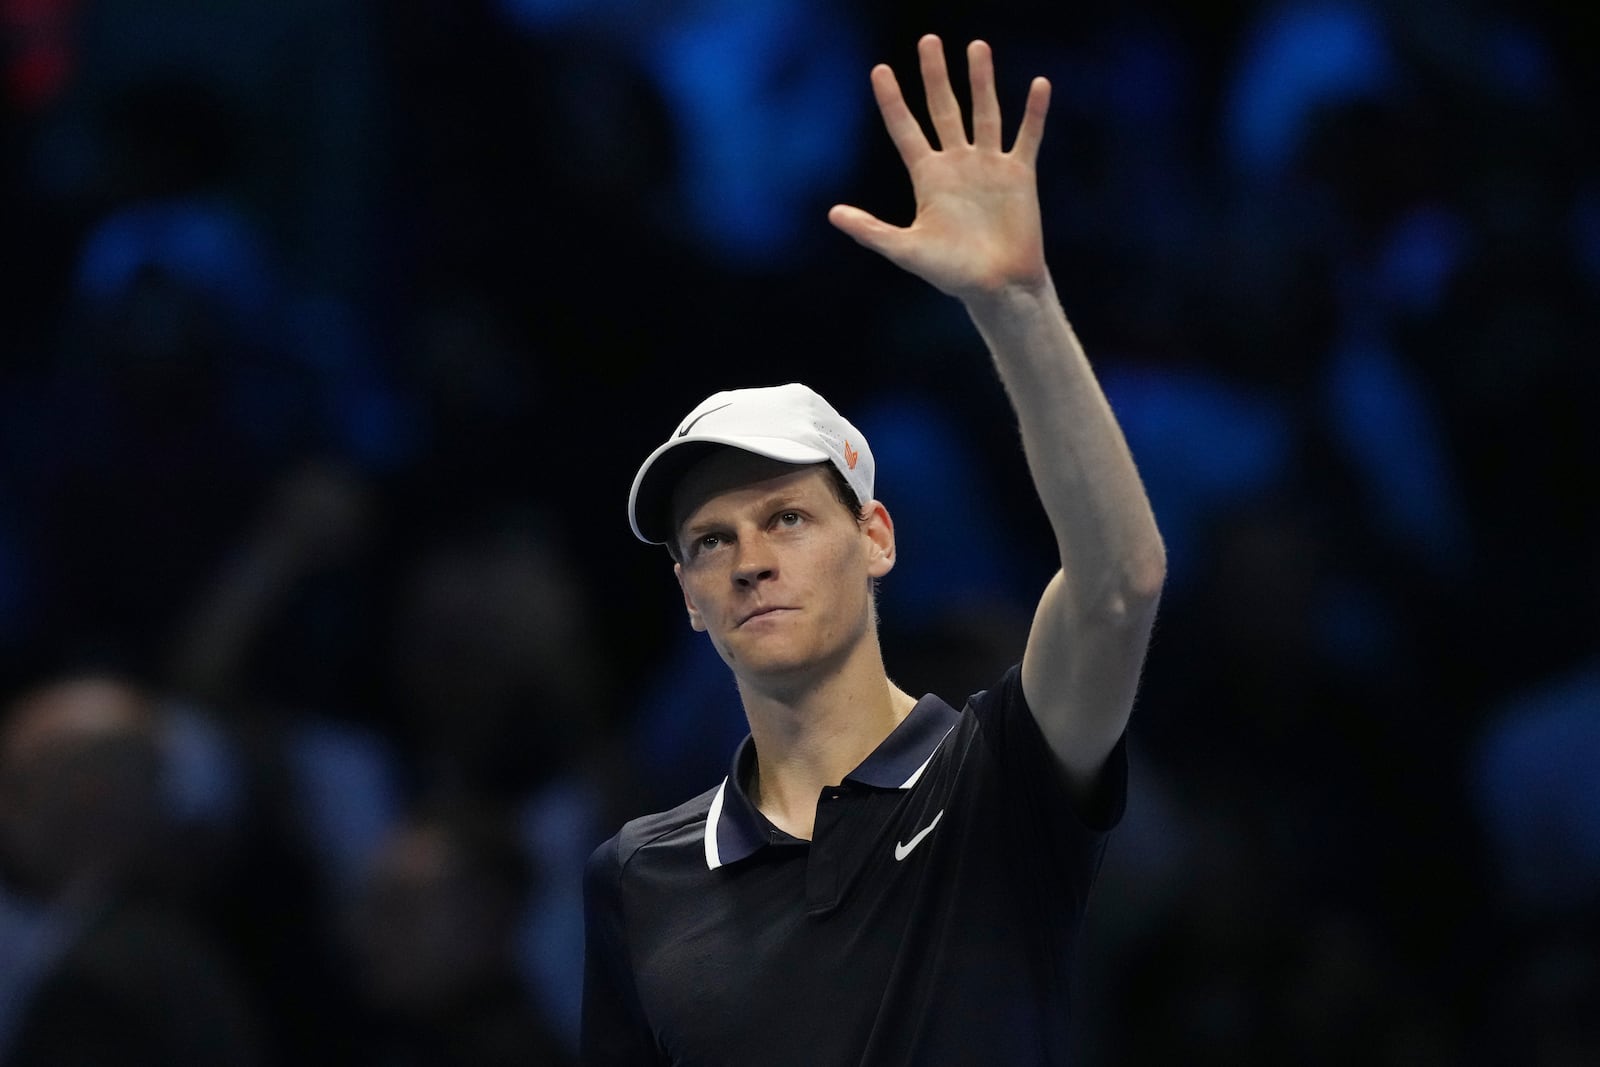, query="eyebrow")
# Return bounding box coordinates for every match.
[683,490,813,538]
